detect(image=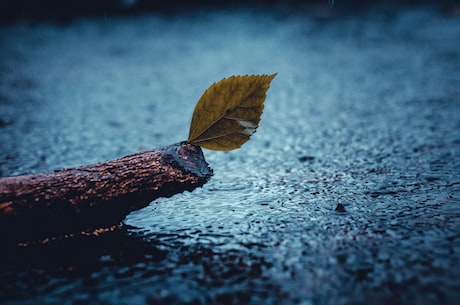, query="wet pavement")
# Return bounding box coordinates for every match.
[1,3,460,305]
